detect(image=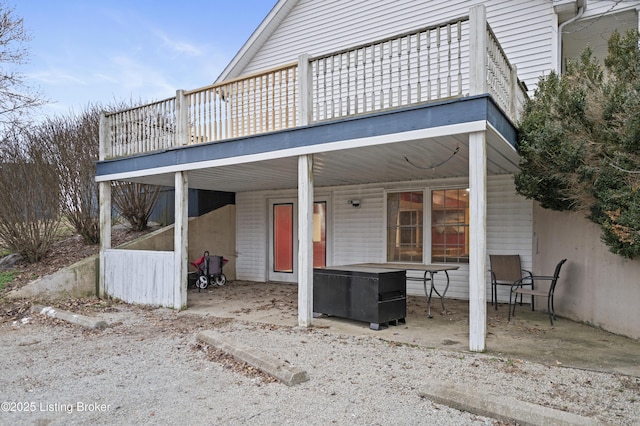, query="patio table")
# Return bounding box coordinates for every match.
[353,263,459,318]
